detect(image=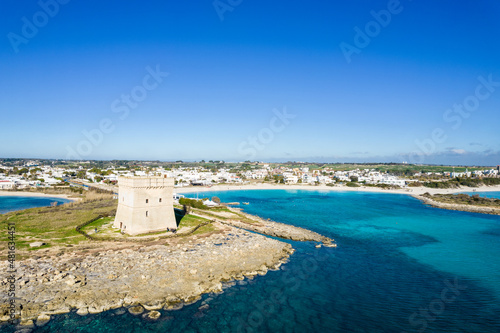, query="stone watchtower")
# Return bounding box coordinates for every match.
[114,176,177,235]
